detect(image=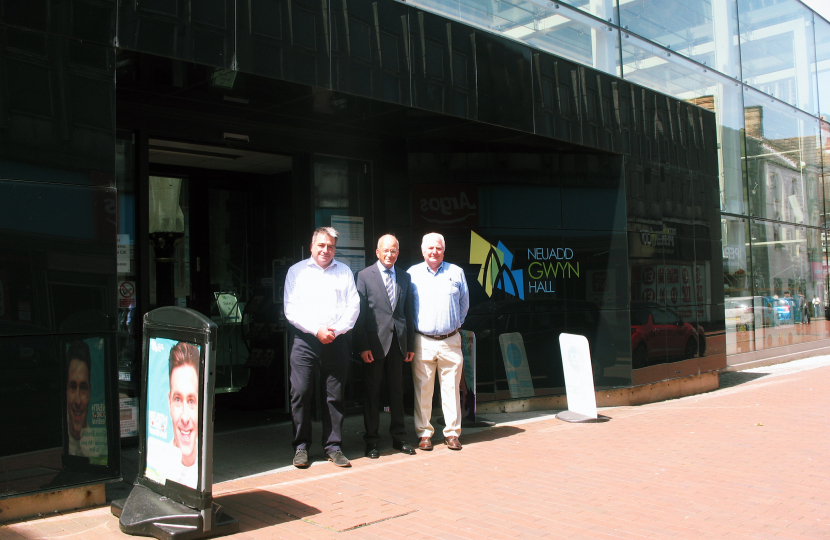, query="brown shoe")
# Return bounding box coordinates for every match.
[418,437,433,451]
[444,436,462,450]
